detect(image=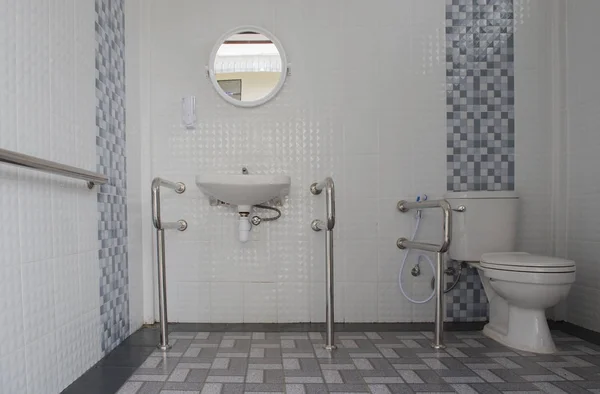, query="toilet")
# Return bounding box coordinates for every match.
[444,191,576,354]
